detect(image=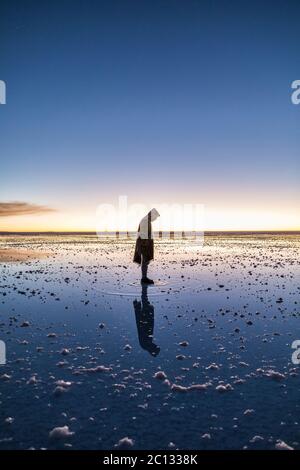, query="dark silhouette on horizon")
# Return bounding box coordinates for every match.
[133,208,160,284]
